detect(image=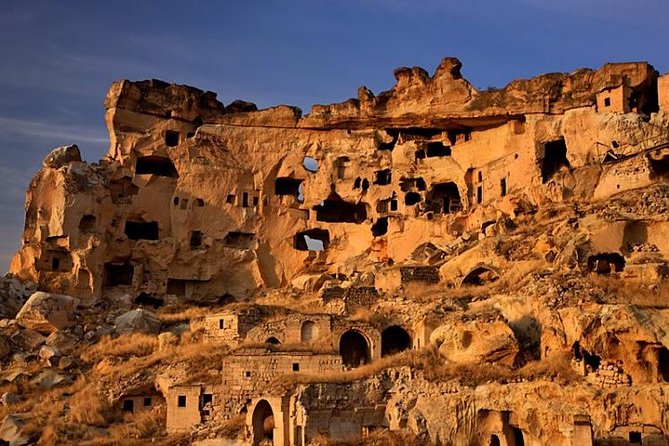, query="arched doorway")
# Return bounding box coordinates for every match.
[339,330,371,368]
[252,400,274,445]
[301,321,316,343]
[381,326,412,357]
[490,434,501,446]
[265,337,280,345]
